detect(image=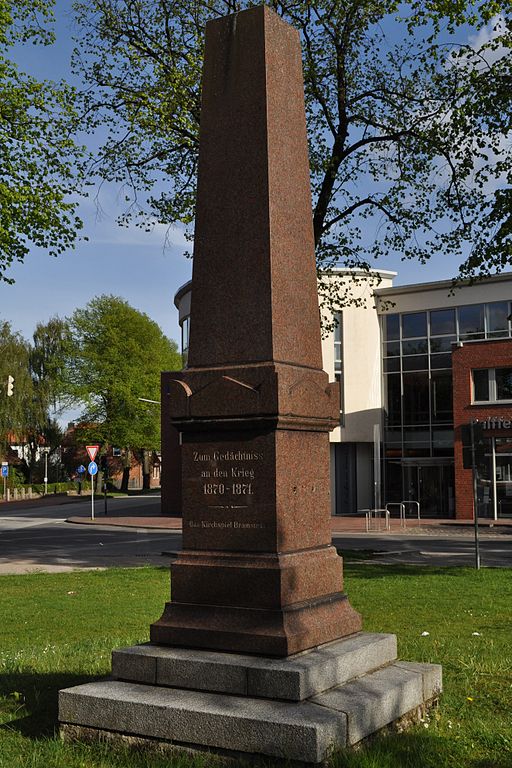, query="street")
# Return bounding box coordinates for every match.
[0,495,511,572]
[0,496,177,574]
